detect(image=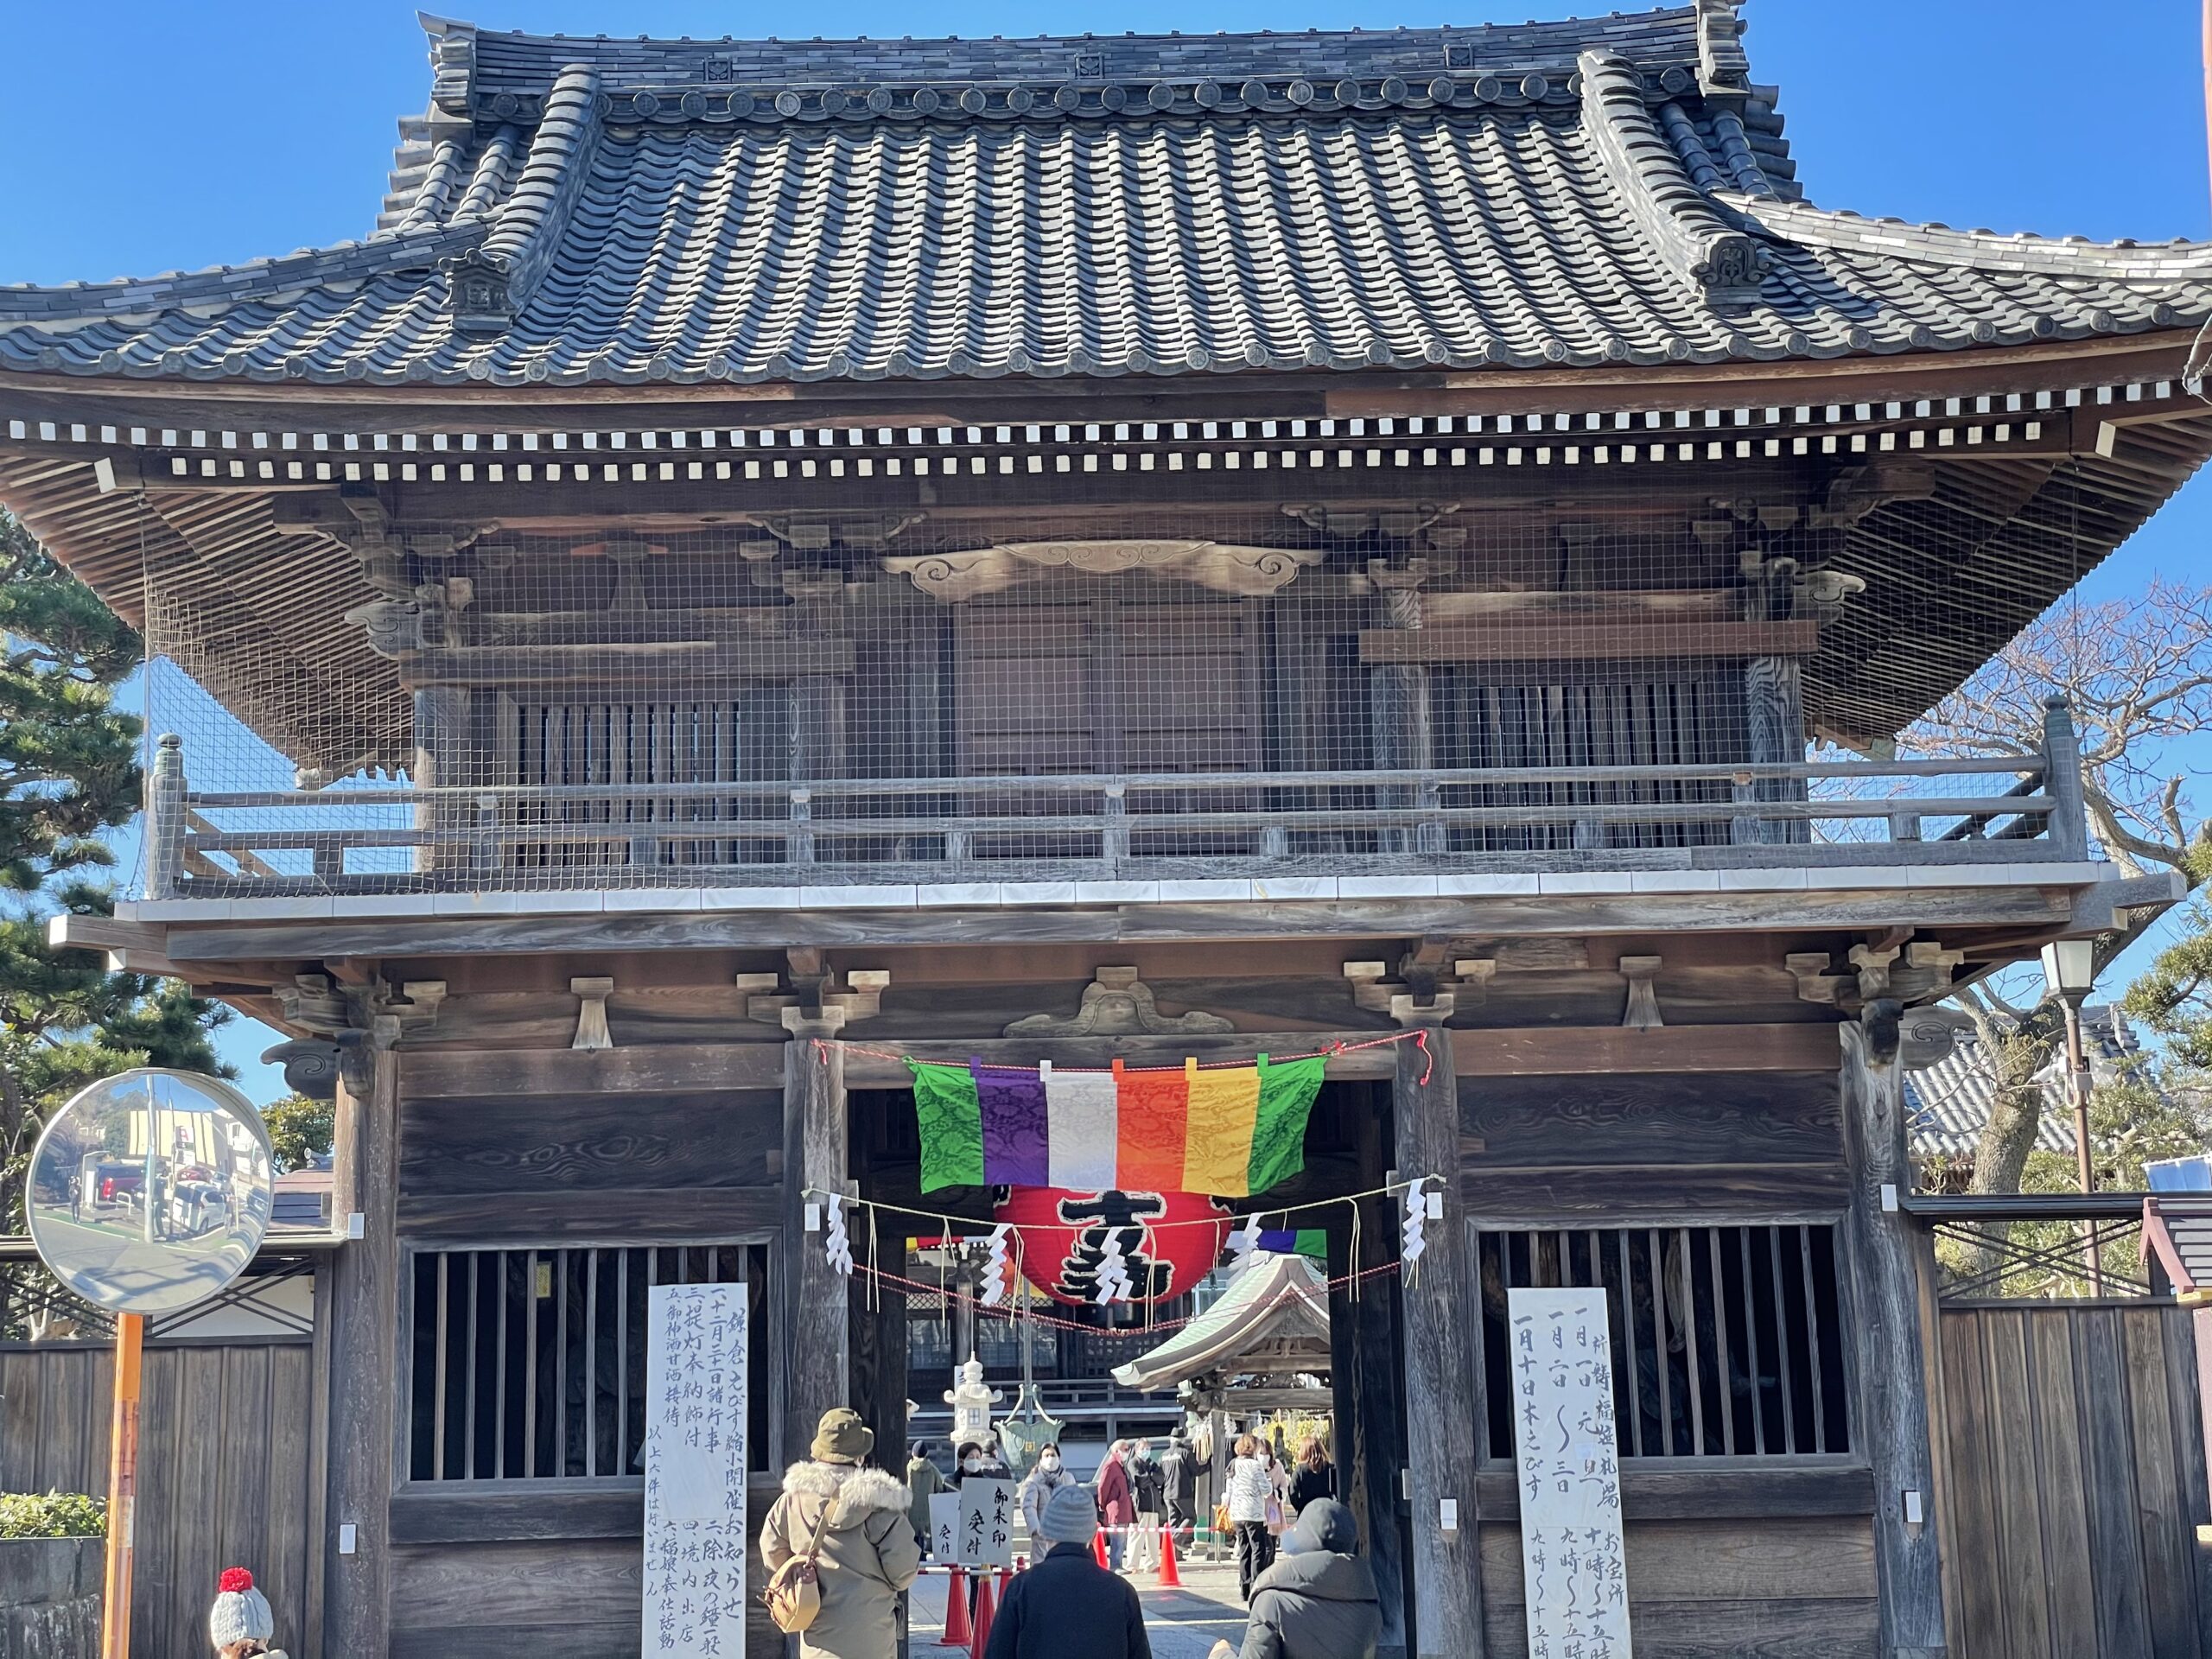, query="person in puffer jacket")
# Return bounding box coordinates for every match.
[1206,1497,1381,1659]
